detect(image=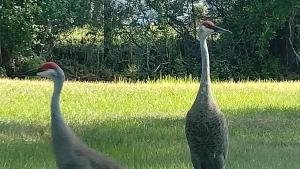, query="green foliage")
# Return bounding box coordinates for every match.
[0,0,37,49]
[207,0,300,80]
[1,79,300,168]
[0,67,6,77]
[15,55,45,73]
[1,0,299,80]
[57,26,103,45]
